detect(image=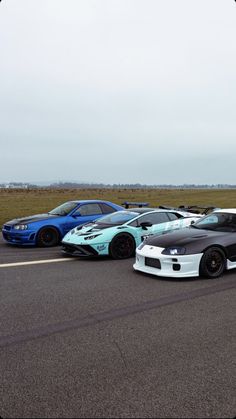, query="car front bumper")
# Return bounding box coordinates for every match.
[61,238,110,257]
[61,242,99,257]
[2,226,37,245]
[133,246,203,278]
